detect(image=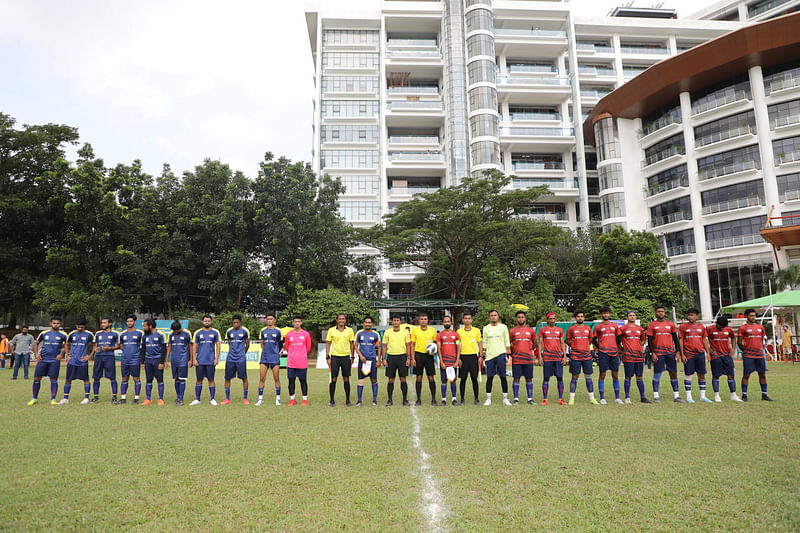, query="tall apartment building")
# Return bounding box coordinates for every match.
[304,0,748,312]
